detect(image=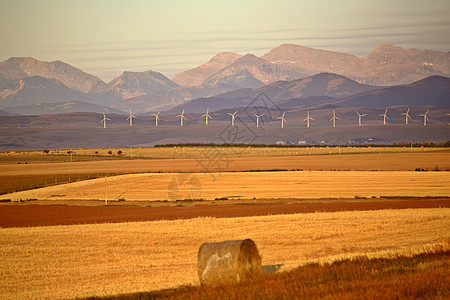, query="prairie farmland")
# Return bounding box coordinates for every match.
[0,146,449,299]
[1,170,449,202]
[1,209,449,299]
